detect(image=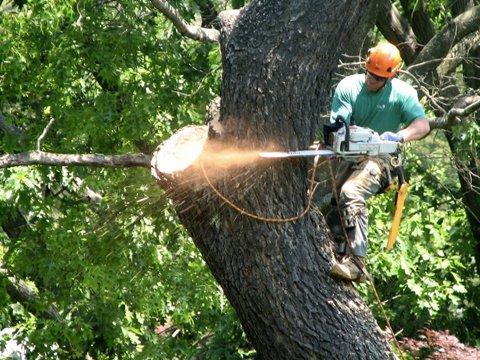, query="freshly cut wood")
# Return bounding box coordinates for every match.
[151,125,209,179]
